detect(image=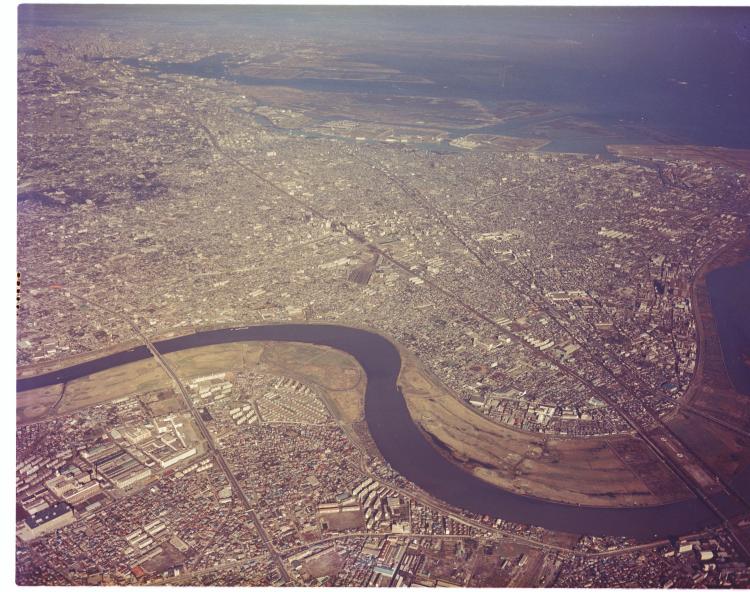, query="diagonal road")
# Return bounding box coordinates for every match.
[184,118,750,558]
[59,287,293,585]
